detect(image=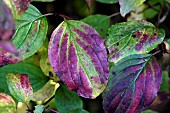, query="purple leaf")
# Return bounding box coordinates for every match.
[103,54,162,113]
[48,20,109,99]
